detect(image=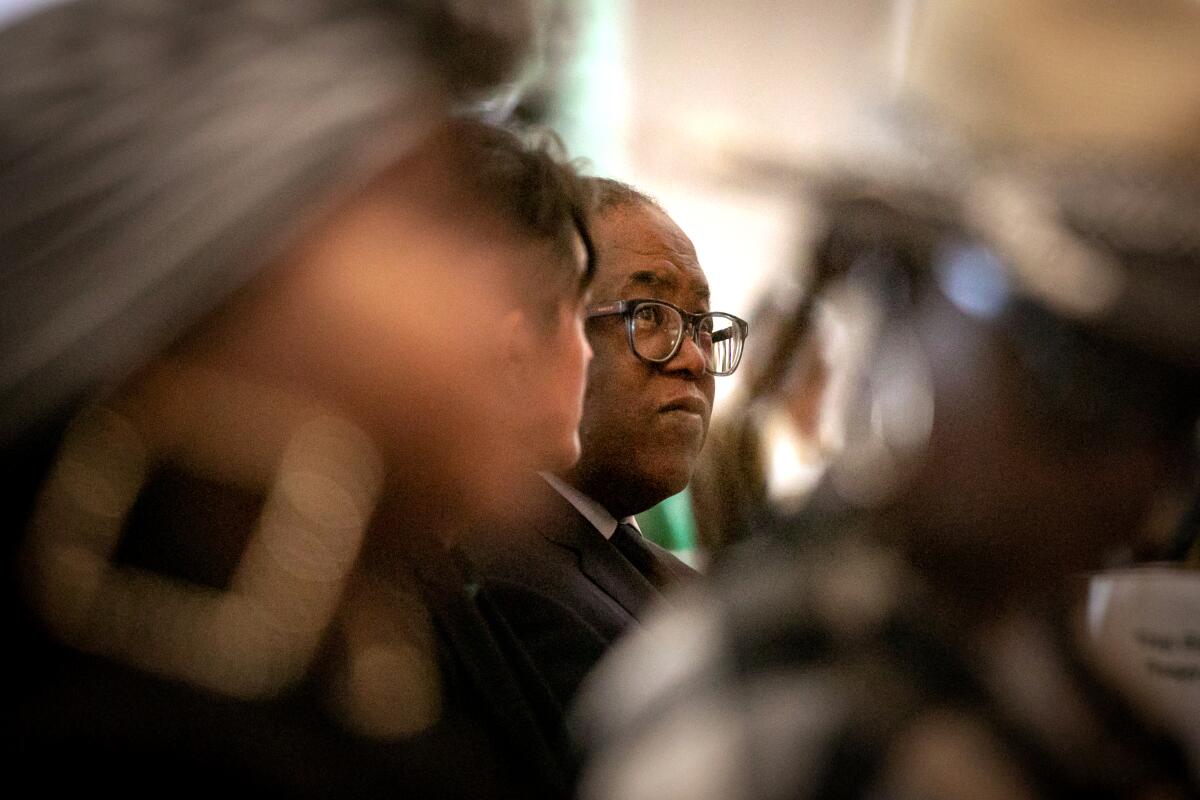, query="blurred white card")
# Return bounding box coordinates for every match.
[1086,566,1200,777]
